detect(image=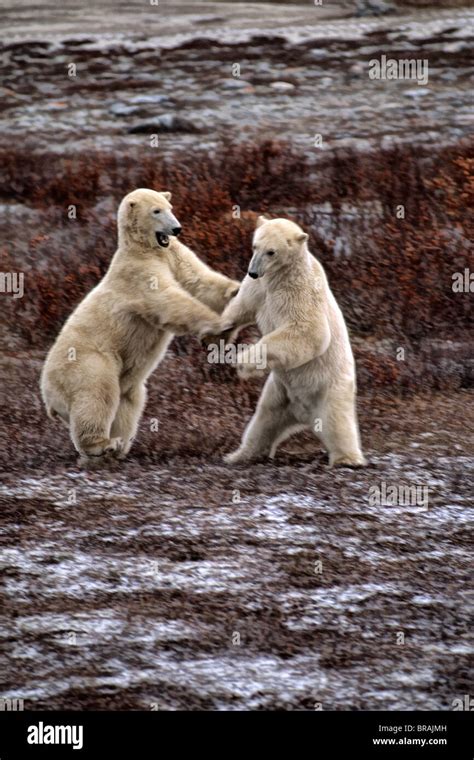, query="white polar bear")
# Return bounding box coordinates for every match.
[218,216,366,467]
[40,188,239,461]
